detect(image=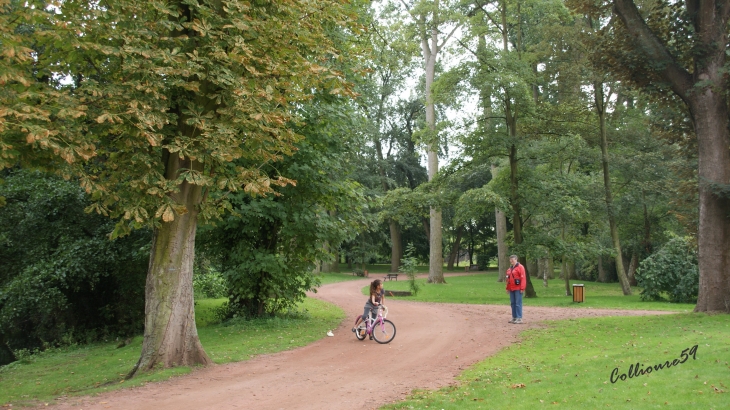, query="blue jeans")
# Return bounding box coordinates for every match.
[509,290,523,319]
